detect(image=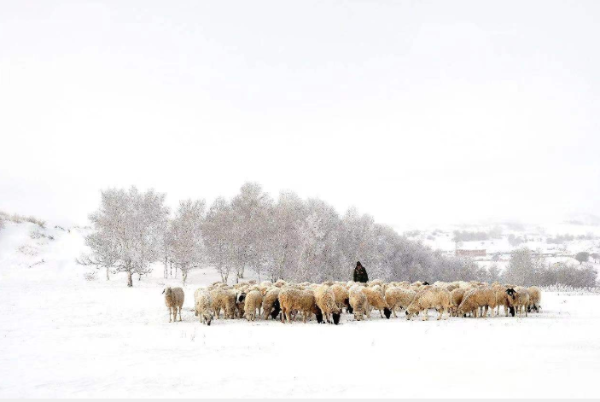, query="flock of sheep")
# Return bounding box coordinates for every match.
[162,279,542,326]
